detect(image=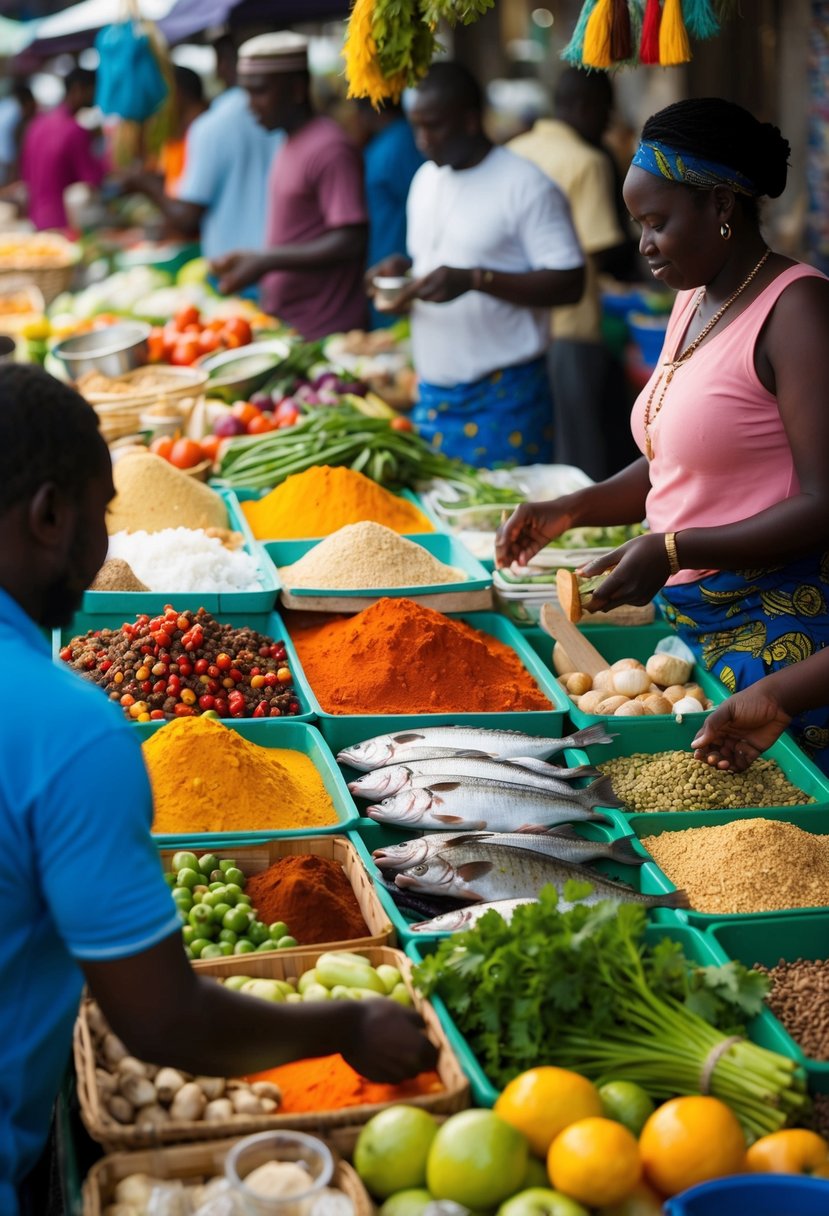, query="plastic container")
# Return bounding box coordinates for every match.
[628,311,669,369]
[54,608,316,724]
[225,1130,334,1216]
[407,920,798,1108]
[522,623,728,727]
[141,721,358,843]
[625,806,829,928]
[266,532,492,598]
[292,611,570,752]
[706,912,829,1091]
[83,490,279,615]
[663,1175,829,1216]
